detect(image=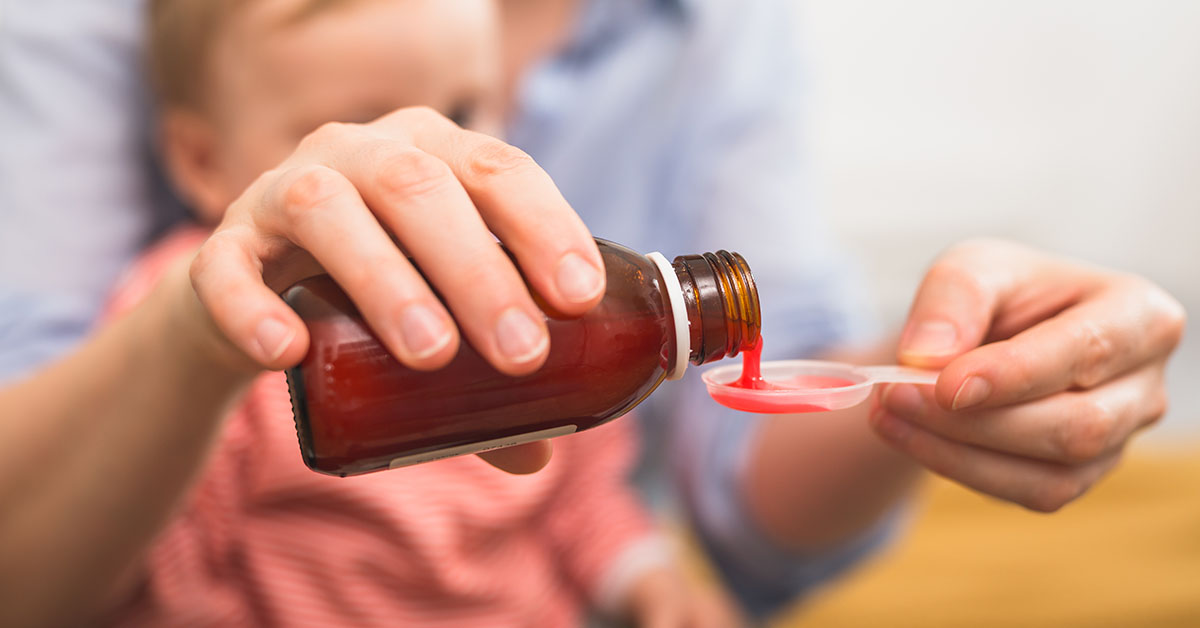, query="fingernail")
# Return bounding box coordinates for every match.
[882,383,925,417]
[901,320,959,359]
[555,253,604,304]
[495,307,548,363]
[400,304,453,359]
[952,376,992,410]
[255,318,295,362]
